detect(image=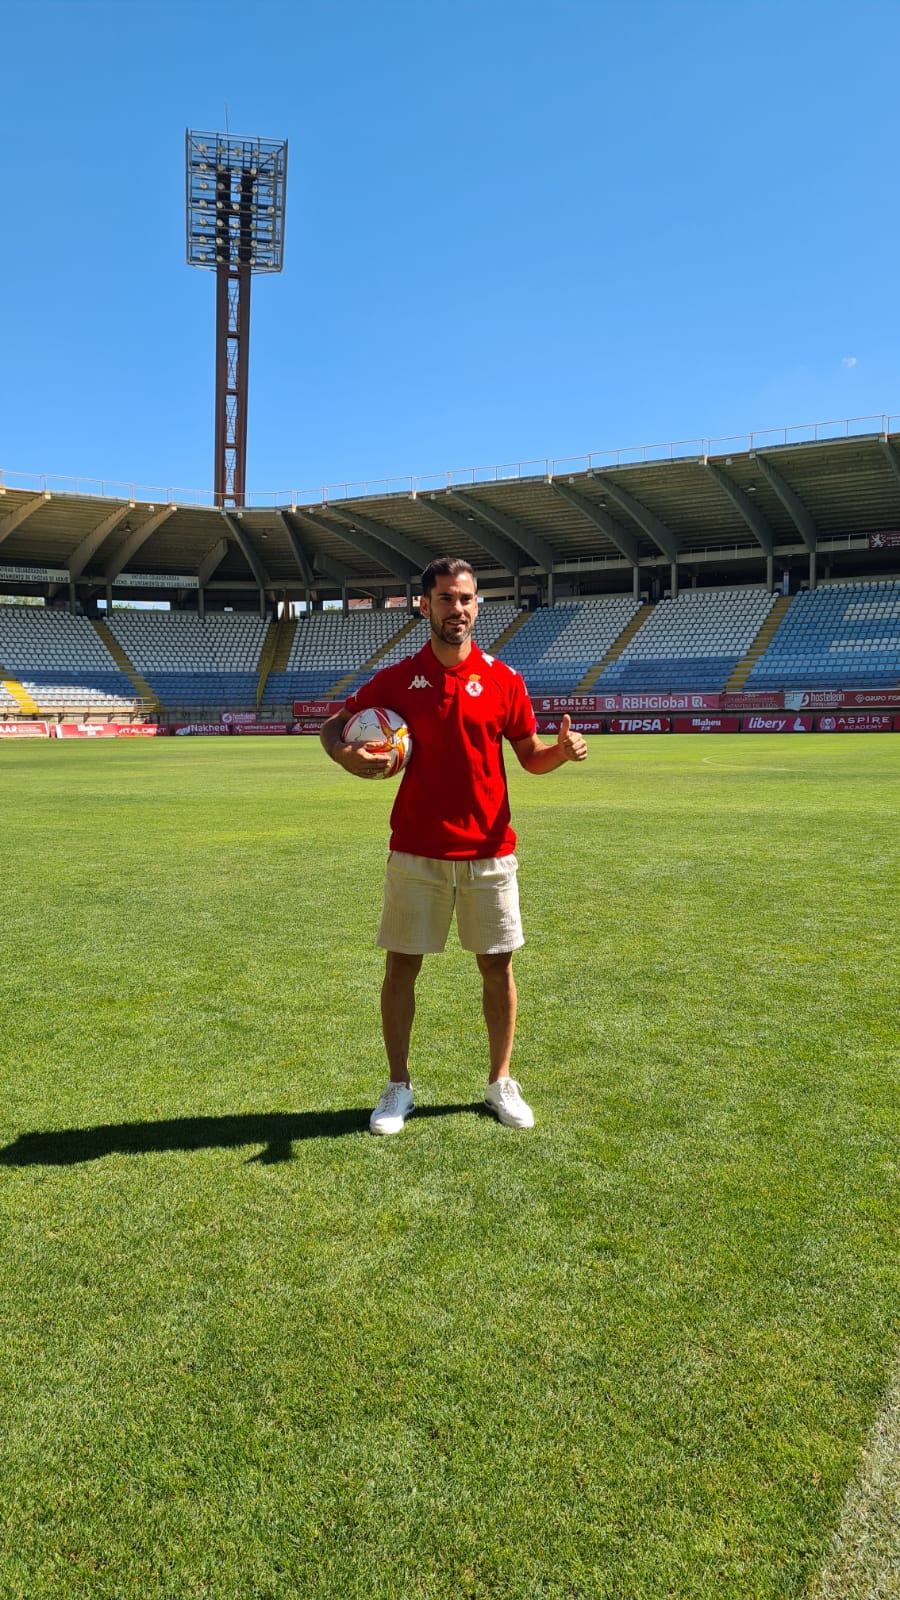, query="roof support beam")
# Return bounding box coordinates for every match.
[422,495,521,573]
[221,511,272,590]
[448,490,556,573]
[325,505,433,572]
[277,510,314,586]
[591,477,680,563]
[294,509,414,583]
[550,481,639,565]
[702,462,776,557]
[0,493,51,549]
[68,503,135,582]
[197,538,229,589]
[282,510,357,589]
[103,506,177,584]
[753,454,817,552]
